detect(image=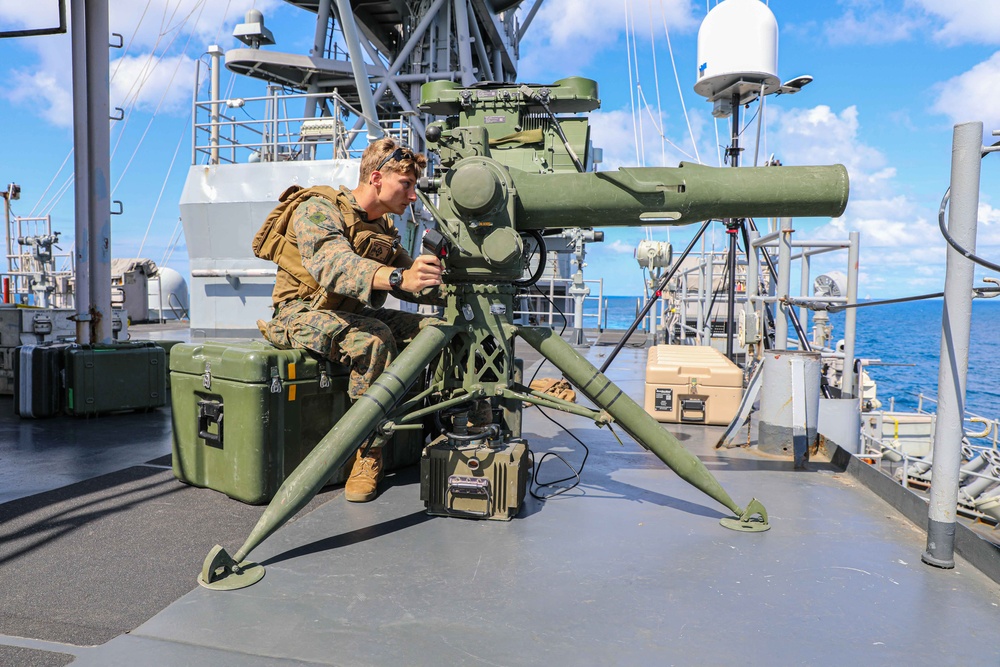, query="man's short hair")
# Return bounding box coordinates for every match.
[359,137,427,184]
